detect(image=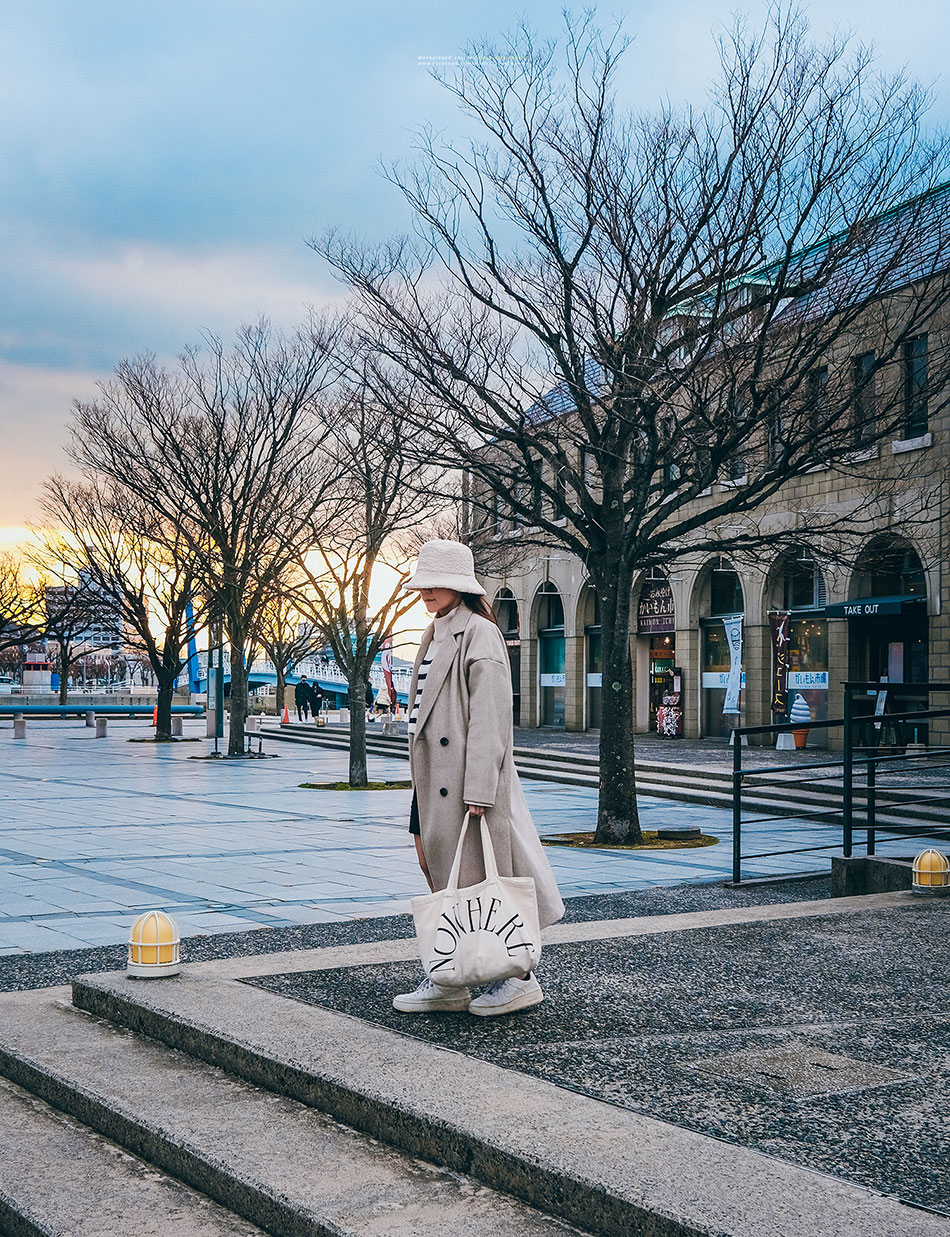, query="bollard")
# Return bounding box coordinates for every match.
[95,717,108,738]
[85,710,96,728]
[13,717,26,739]
[171,716,183,737]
